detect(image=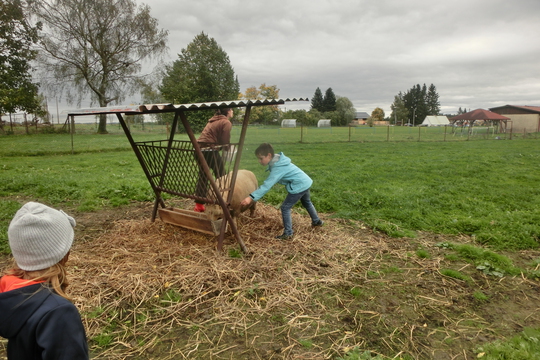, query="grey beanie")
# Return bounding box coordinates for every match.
[8,202,76,271]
